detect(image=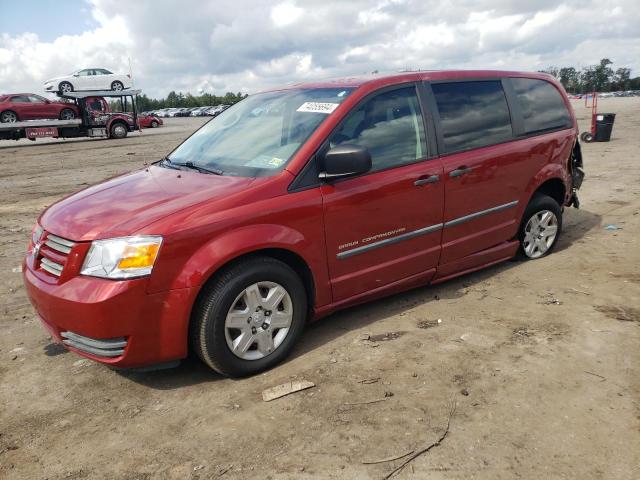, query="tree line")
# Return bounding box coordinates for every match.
[134,91,248,111]
[540,58,639,93]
